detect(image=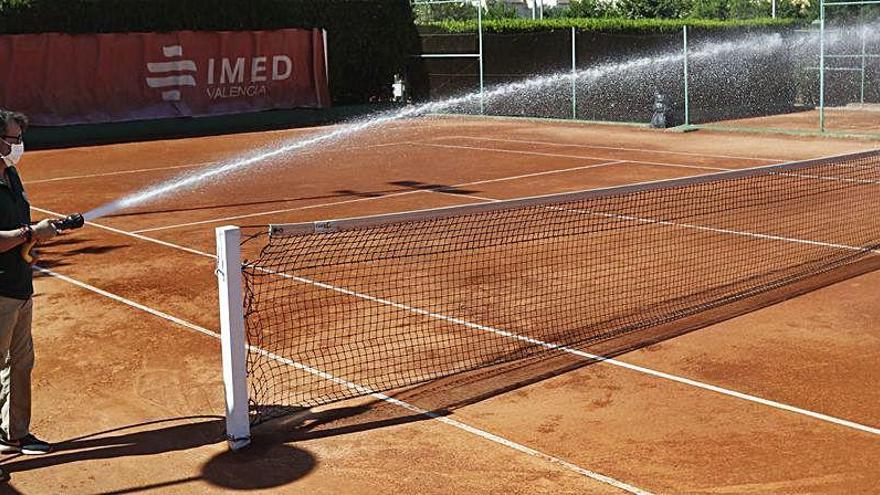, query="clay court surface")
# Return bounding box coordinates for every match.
[712,105,880,136]
[3,116,879,493]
